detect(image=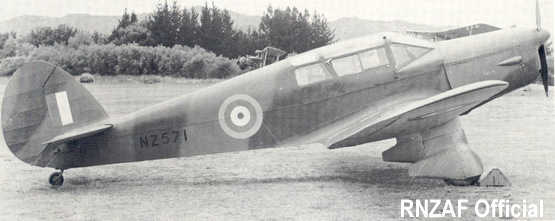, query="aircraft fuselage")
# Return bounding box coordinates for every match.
[47,28,548,169]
